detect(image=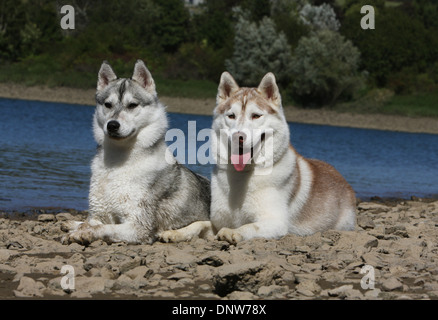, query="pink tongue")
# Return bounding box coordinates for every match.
[230,152,251,171]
